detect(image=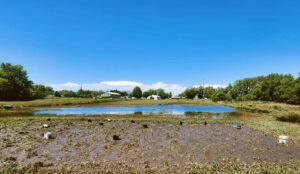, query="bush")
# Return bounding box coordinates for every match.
[276,113,300,123]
